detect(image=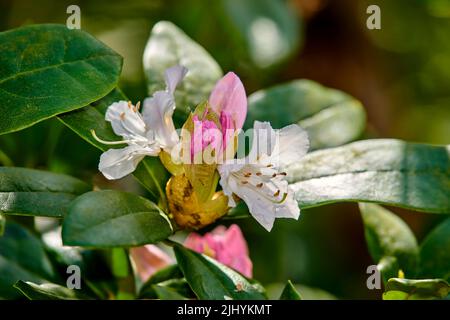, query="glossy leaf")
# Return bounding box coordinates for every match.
[140,279,193,300]
[359,203,419,279]
[287,139,450,213]
[0,222,56,299]
[143,21,222,117]
[383,278,450,300]
[0,24,122,135]
[0,167,90,217]
[419,218,450,281]
[138,264,183,298]
[62,190,173,247]
[174,244,265,300]
[223,0,301,68]
[14,280,90,300]
[279,280,302,300]
[245,80,366,150]
[152,284,189,300]
[59,88,170,203]
[0,213,4,236]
